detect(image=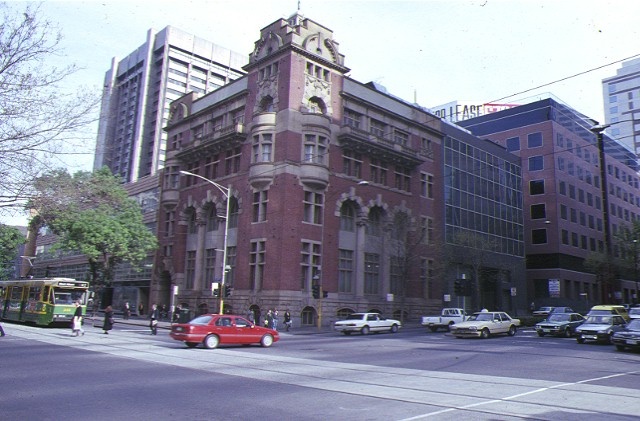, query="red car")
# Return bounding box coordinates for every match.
[170,313,279,349]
